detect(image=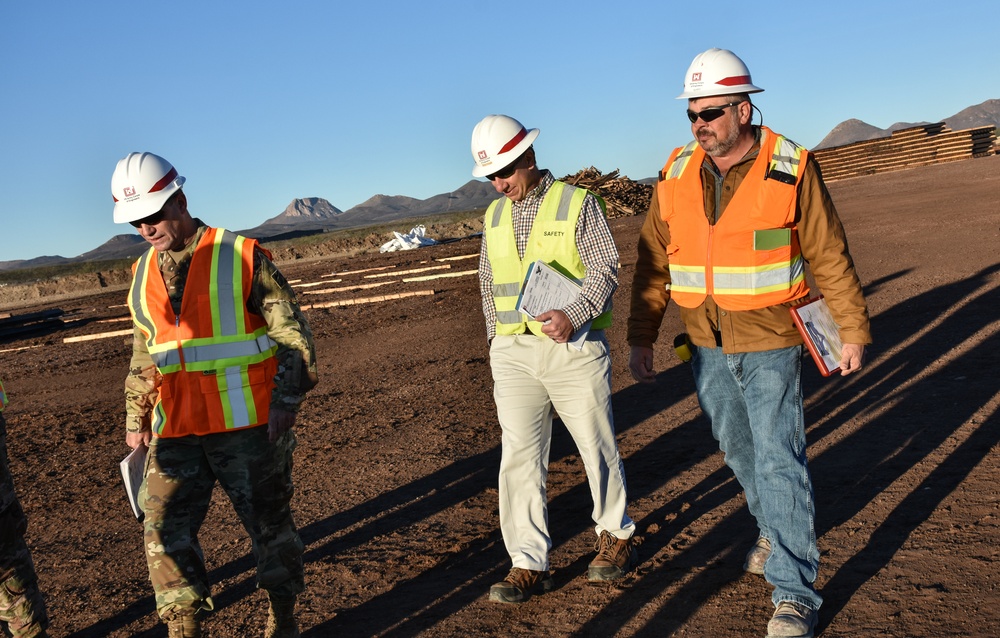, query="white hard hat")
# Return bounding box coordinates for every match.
[111,152,186,223]
[470,114,539,178]
[677,48,764,99]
